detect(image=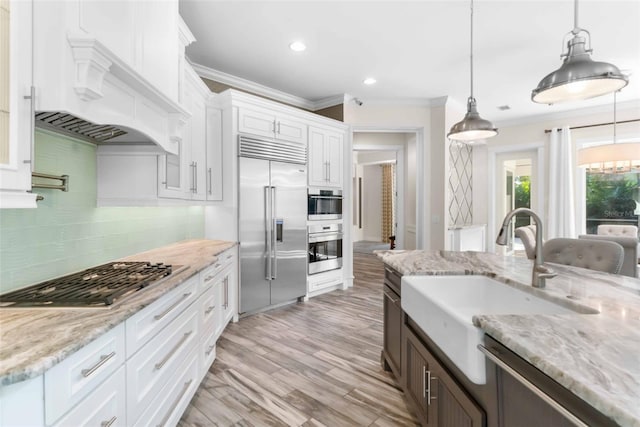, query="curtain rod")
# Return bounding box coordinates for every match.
[544,118,640,134]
